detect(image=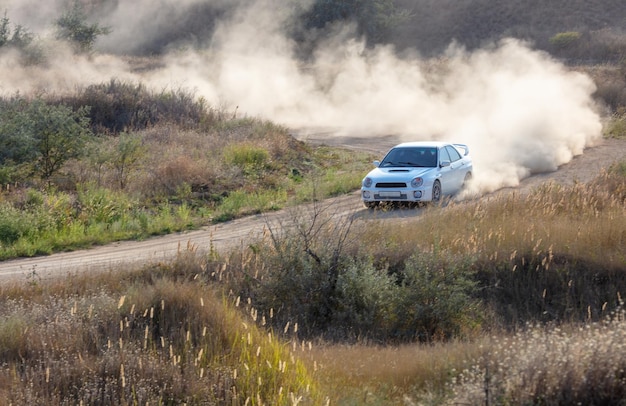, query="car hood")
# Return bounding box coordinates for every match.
[365,167,435,182]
